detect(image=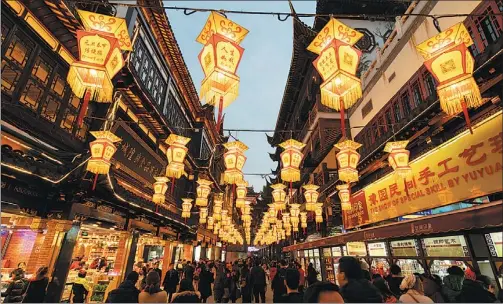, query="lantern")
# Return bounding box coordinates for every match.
[337,184,352,211]
[307,17,363,135]
[86,131,121,175]
[223,141,248,184]
[279,139,306,183]
[221,210,229,227]
[275,220,283,230]
[271,183,287,203]
[335,139,362,183]
[212,193,223,221]
[196,178,213,207]
[242,214,252,223]
[199,207,208,224]
[235,180,248,209]
[291,215,300,232]
[268,204,277,218]
[416,23,484,134]
[207,216,214,230]
[300,212,308,229]
[213,221,220,234]
[165,134,191,179]
[384,141,412,178]
[243,201,252,215]
[152,176,169,204]
[303,184,319,212]
[181,198,193,219]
